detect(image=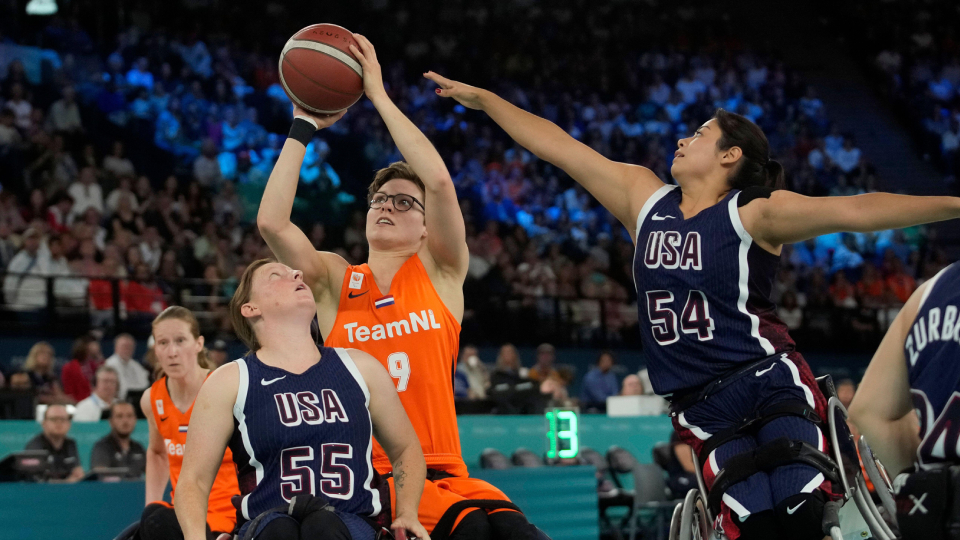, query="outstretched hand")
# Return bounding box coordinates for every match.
[423,71,486,110]
[292,104,346,129]
[349,33,386,101]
